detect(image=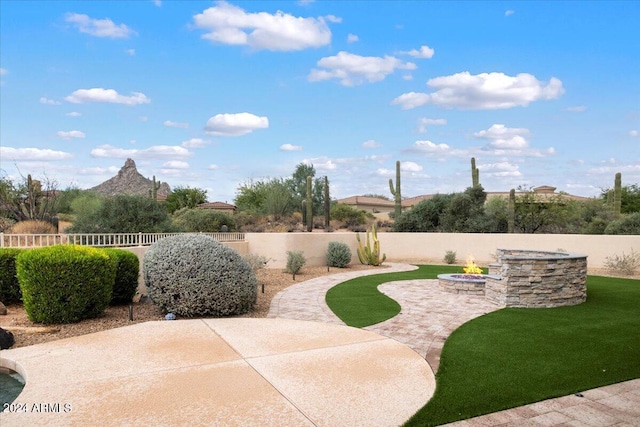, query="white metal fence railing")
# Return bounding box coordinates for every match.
[0,232,245,248]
